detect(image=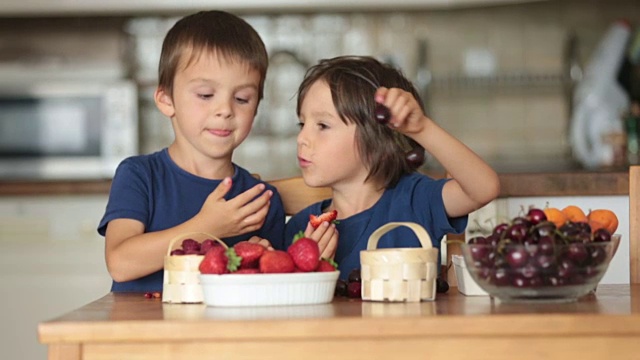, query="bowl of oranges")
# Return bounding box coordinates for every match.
[461,206,620,303]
